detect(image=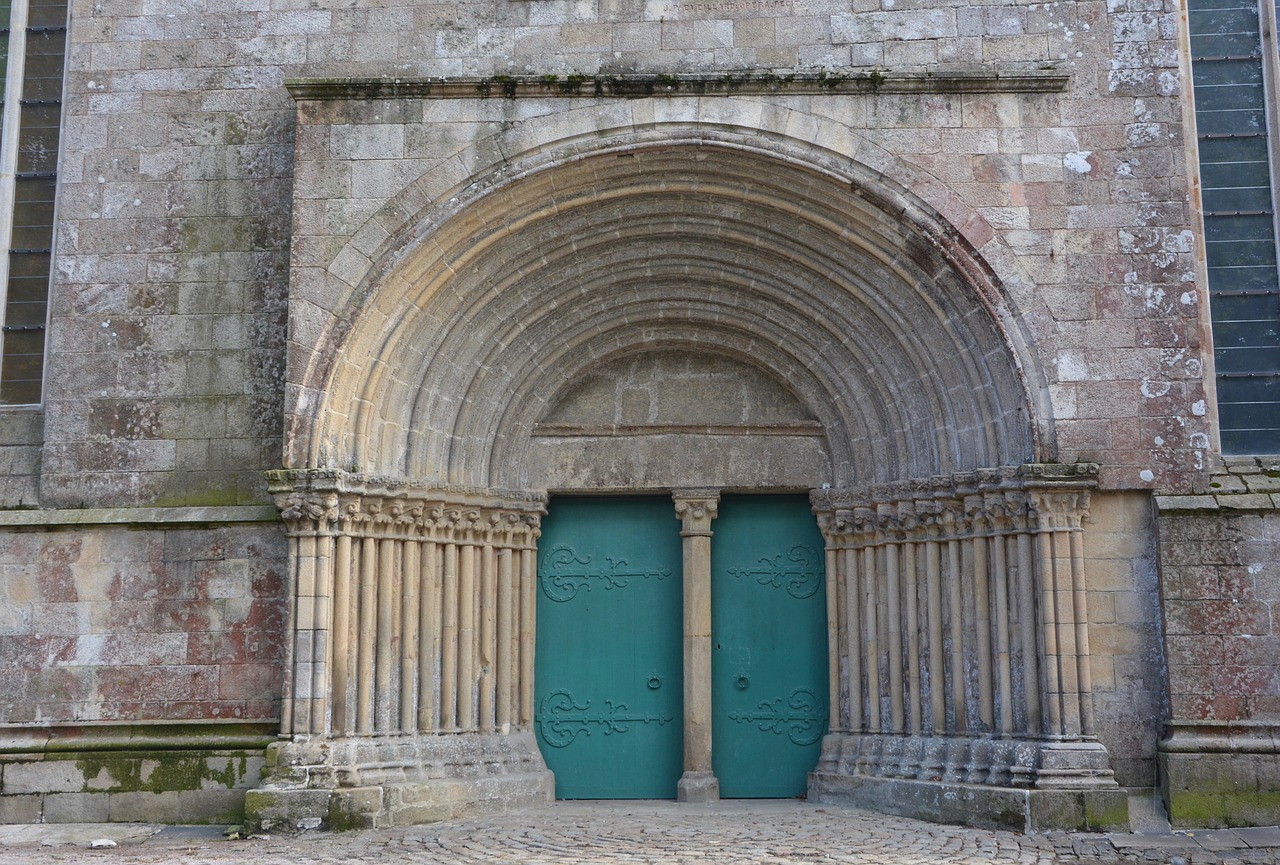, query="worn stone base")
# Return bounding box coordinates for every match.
[808,732,1128,832]
[677,771,720,803]
[1159,722,1280,828]
[808,772,1130,832]
[0,722,275,824]
[246,731,554,831]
